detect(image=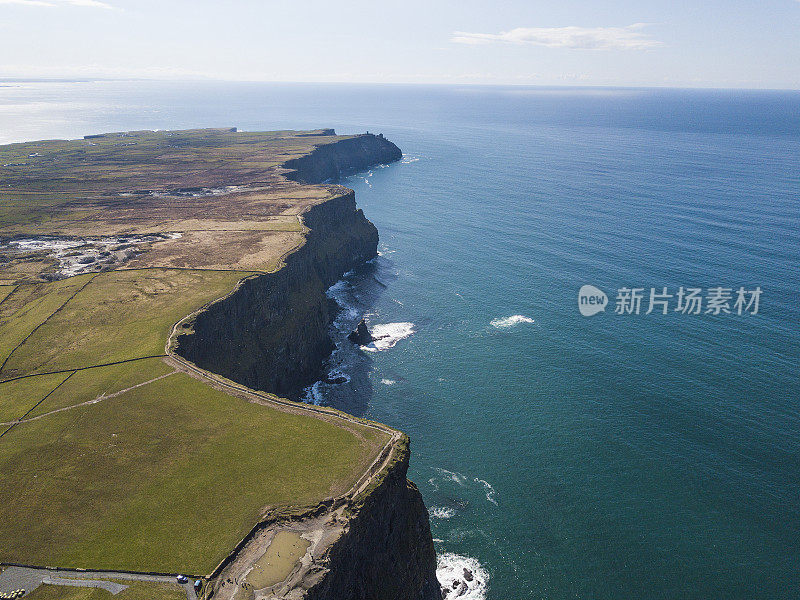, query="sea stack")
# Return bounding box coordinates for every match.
[348,319,373,345]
